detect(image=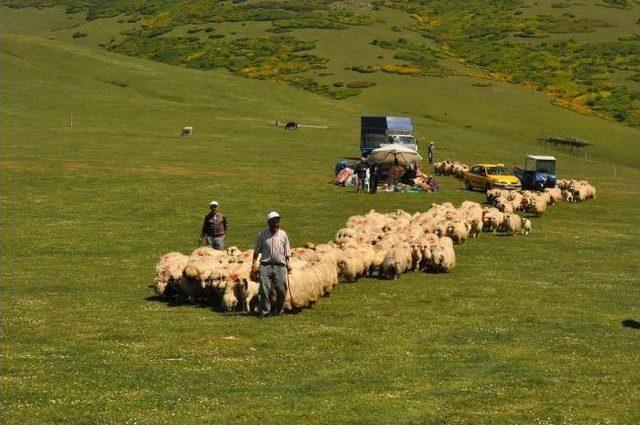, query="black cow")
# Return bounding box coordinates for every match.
[284,121,298,130]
